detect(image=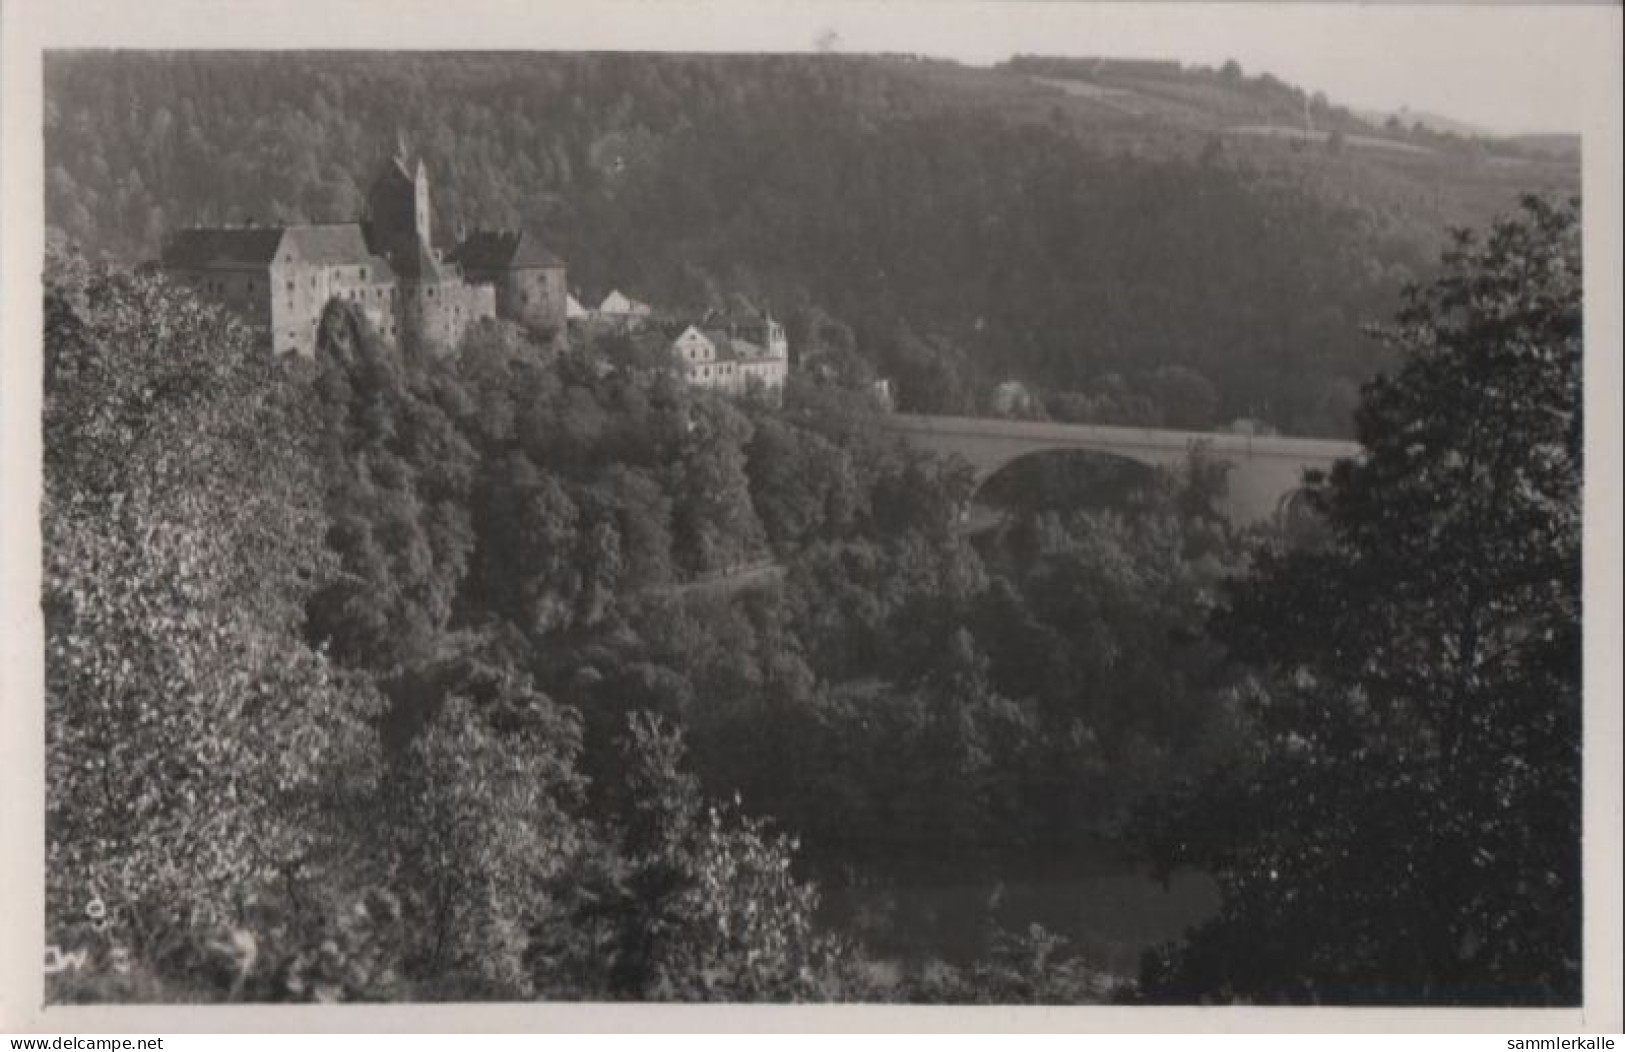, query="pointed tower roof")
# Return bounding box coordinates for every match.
[389,237,450,282]
[372,154,415,193]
